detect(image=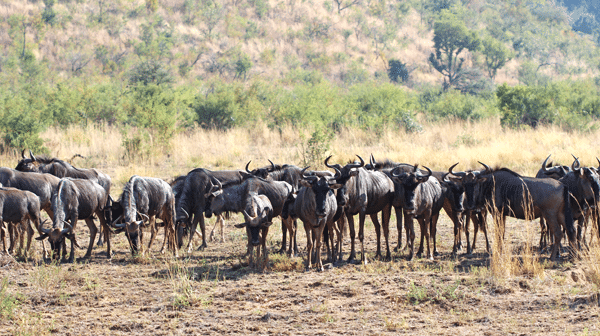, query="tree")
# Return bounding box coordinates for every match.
[387,59,409,83]
[333,0,360,15]
[481,36,513,81]
[428,15,480,90]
